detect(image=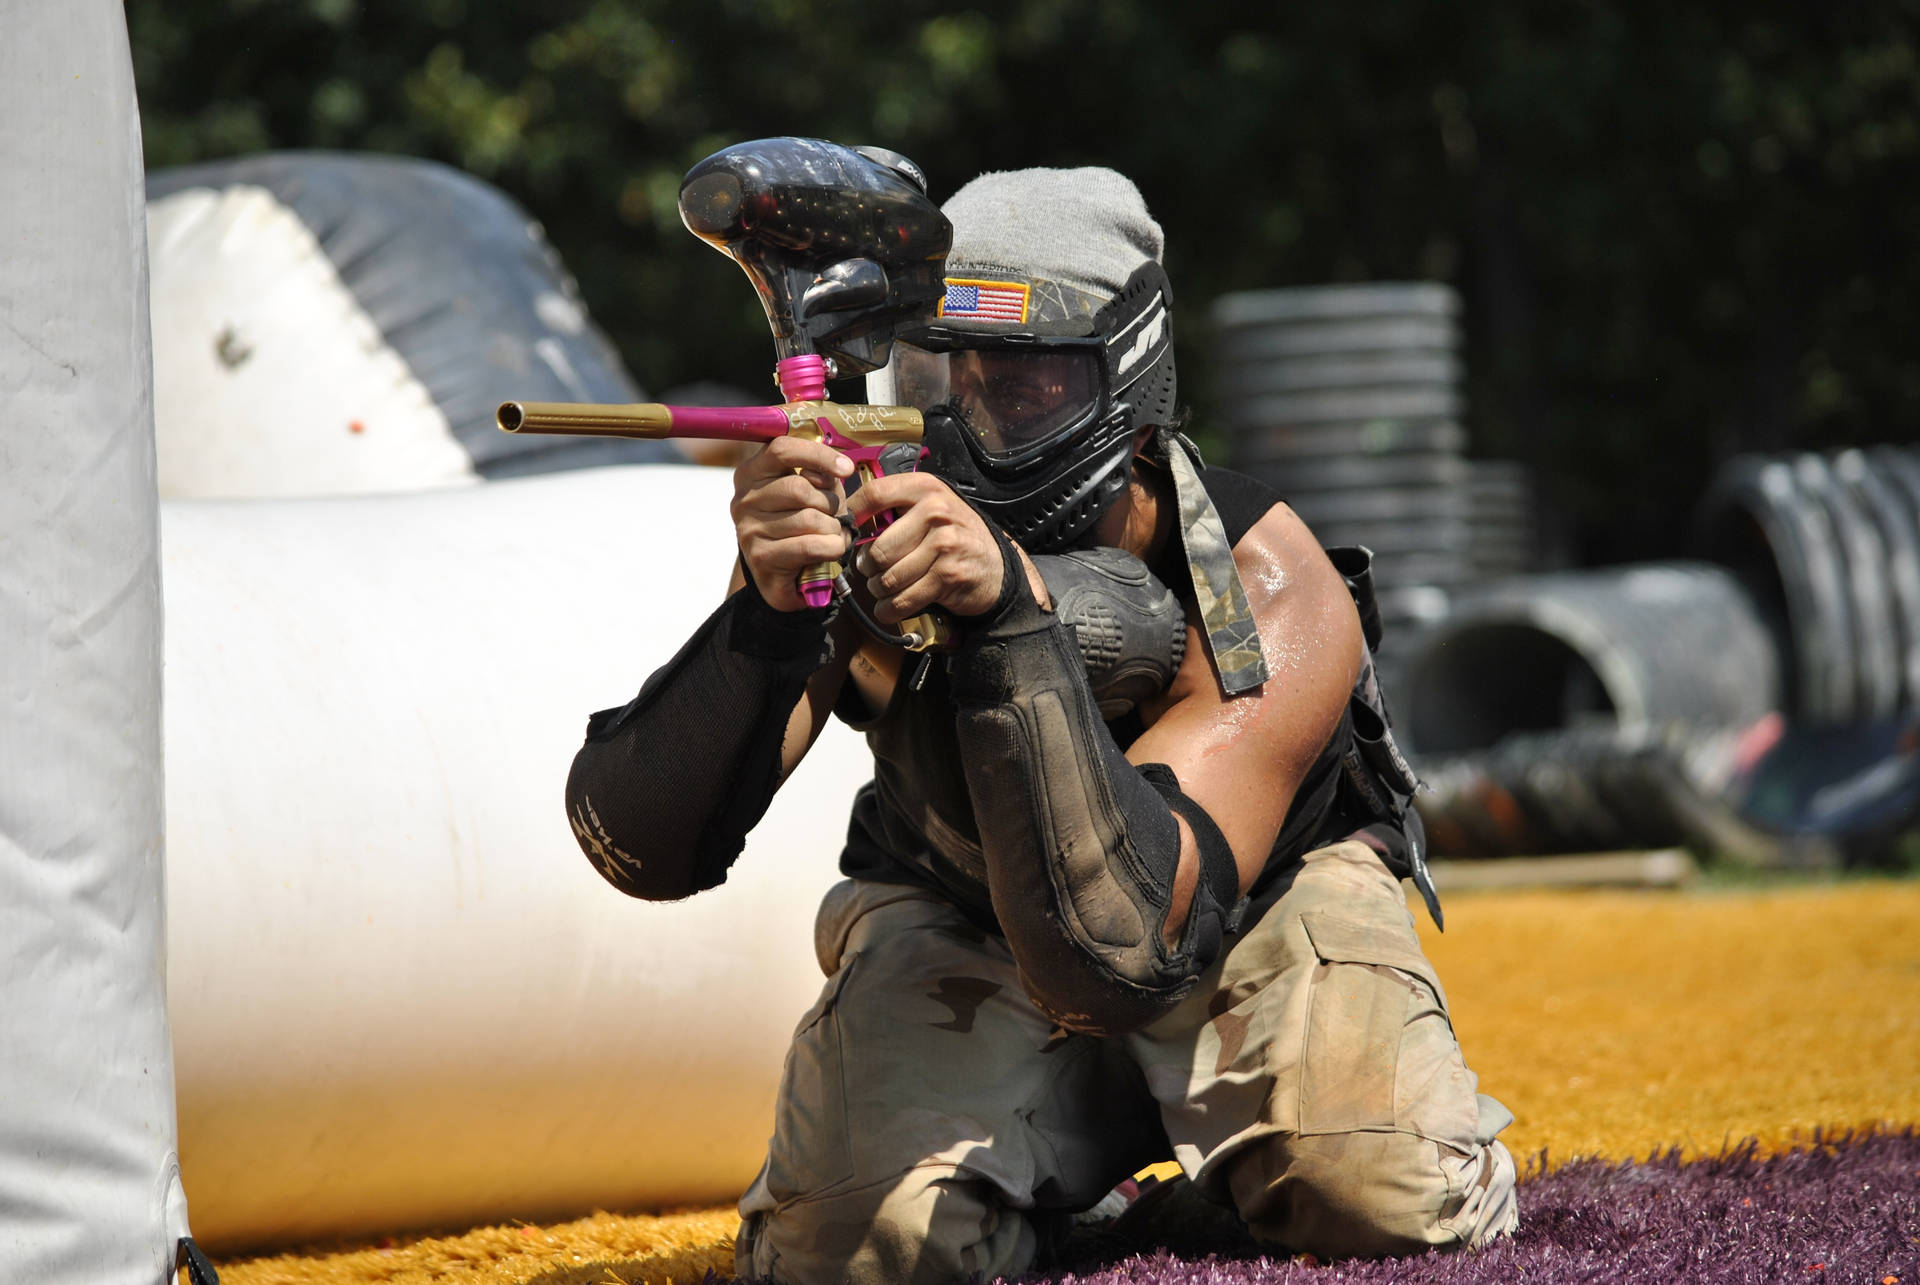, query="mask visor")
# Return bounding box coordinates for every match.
[871,341,1101,461]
